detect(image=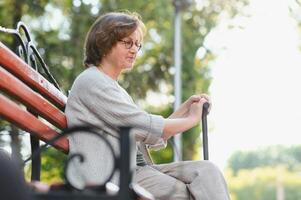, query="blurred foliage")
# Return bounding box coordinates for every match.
[2,2,301,199]
[227,145,301,174]
[226,166,301,200]
[25,147,66,183]
[289,0,301,50]
[40,147,66,182]
[0,120,10,149]
[226,145,301,200]
[0,0,248,182]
